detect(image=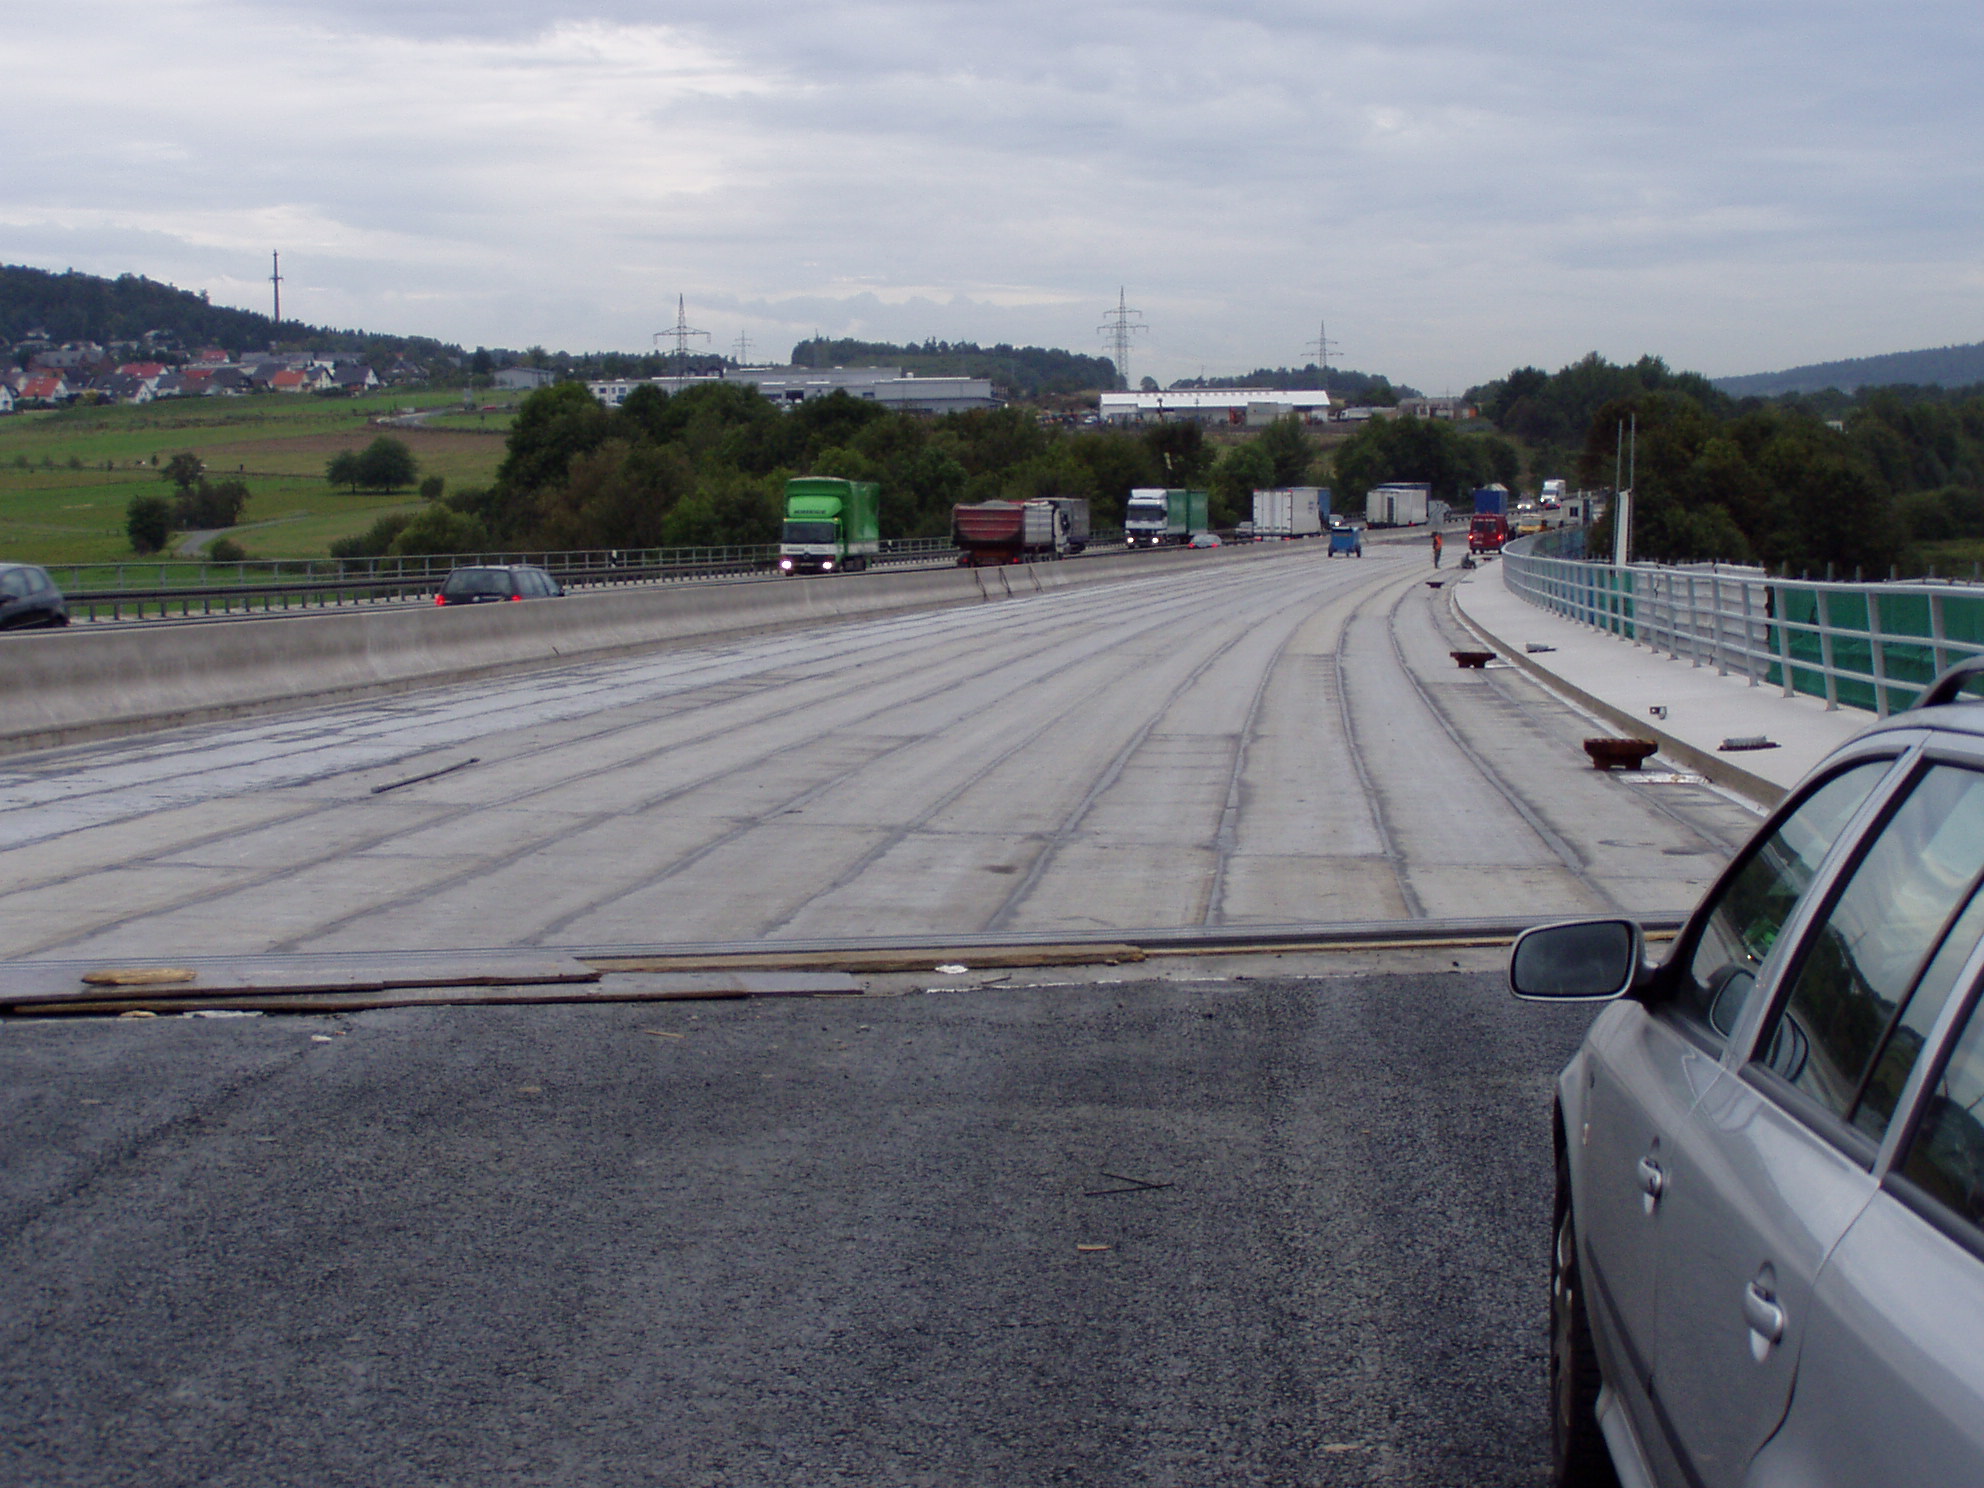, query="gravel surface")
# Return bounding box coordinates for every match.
[0,970,1596,1487]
